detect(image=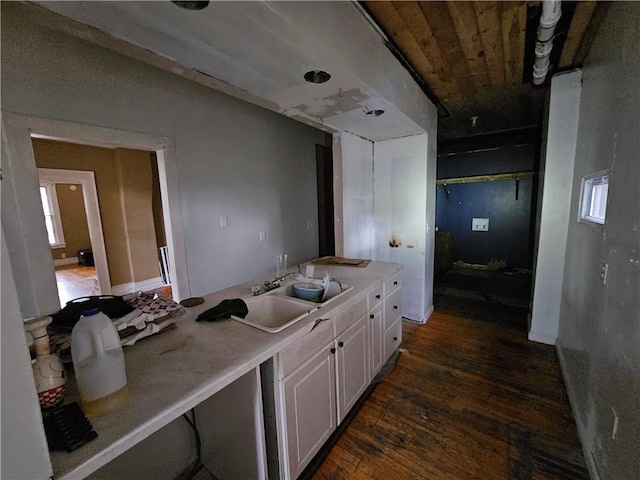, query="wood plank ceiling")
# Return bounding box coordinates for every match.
[362,1,609,141]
